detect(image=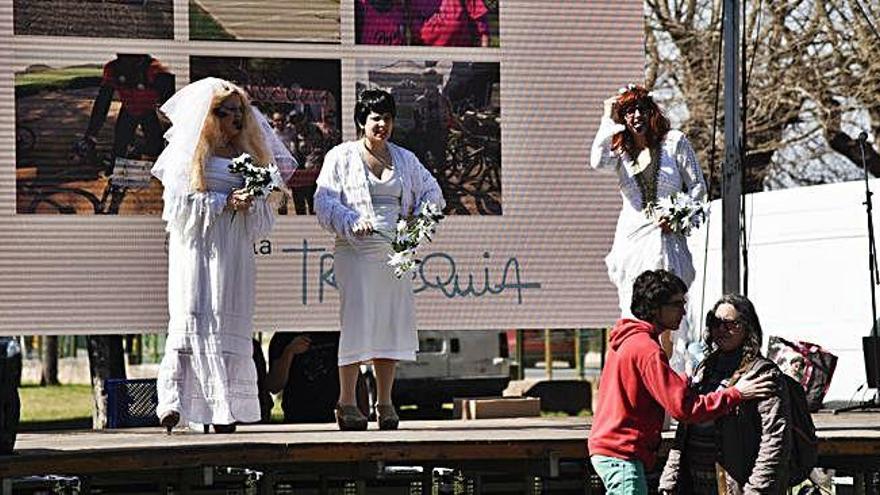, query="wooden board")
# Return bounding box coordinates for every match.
[3,414,880,478]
